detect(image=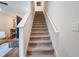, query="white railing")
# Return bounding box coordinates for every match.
[44,8,67,57]
[17,11,34,57]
